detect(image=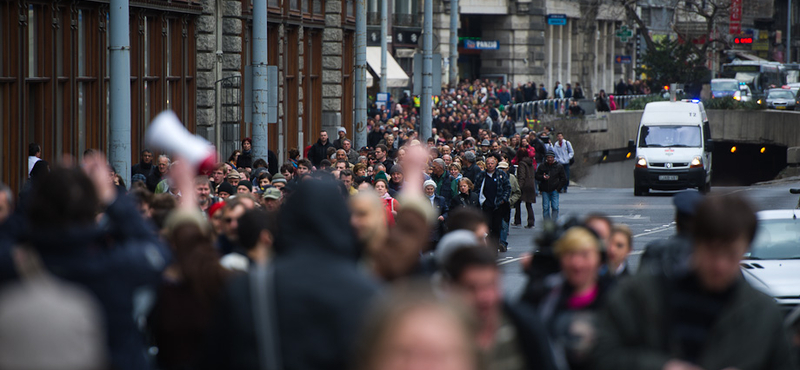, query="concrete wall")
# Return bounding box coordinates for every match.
[573,109,800,155]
